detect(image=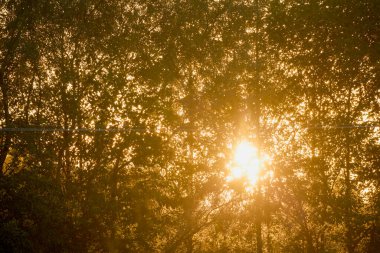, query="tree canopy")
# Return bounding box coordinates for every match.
[1,0,379,252]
